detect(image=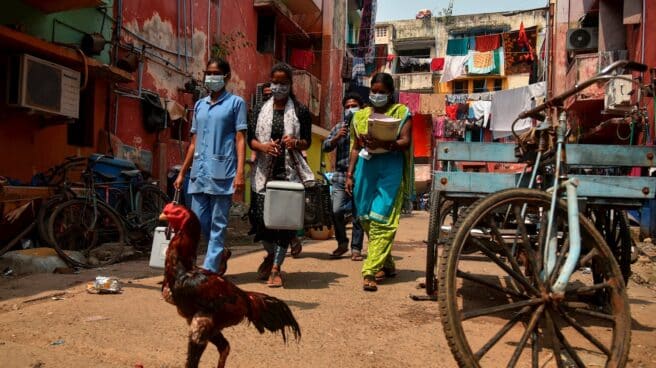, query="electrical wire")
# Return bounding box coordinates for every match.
[74,47,89,91]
